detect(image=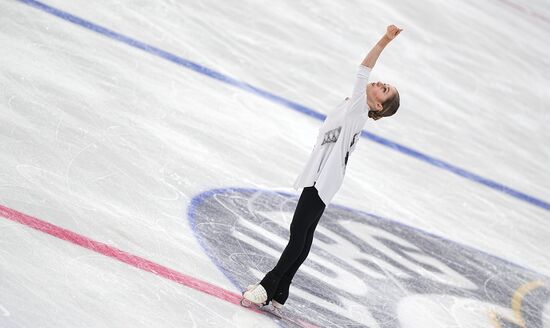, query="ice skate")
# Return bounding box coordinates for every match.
[239,284,257,307]
[261,299,284,318]
[240,283,267,308]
